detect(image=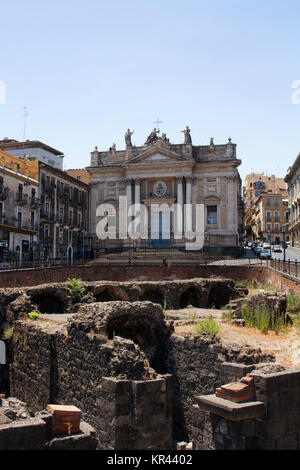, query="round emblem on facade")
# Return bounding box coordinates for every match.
[153,181,167,197]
